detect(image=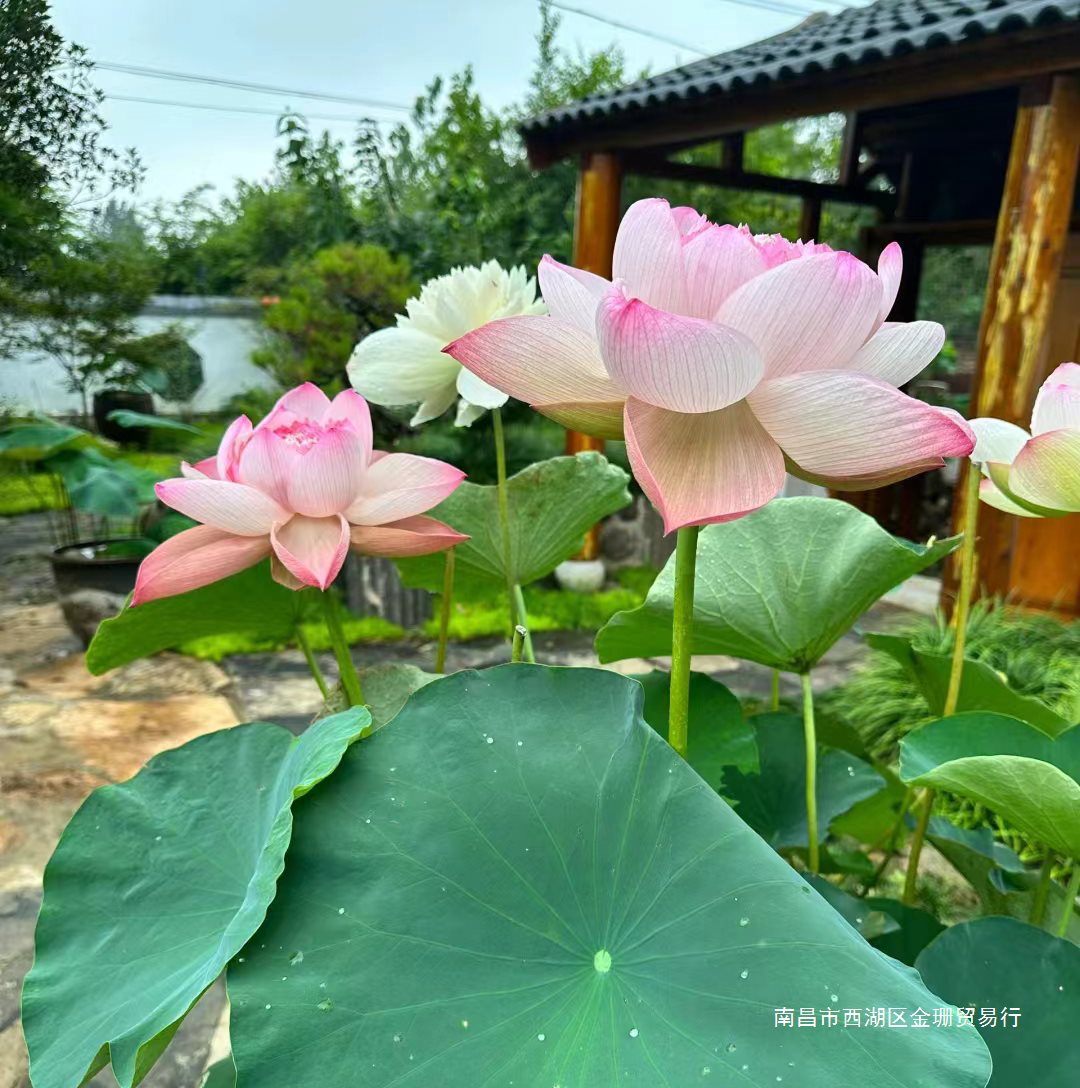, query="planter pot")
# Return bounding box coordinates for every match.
[554,558,607,594]
[93,389,155,447]
[50,539,147,646]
